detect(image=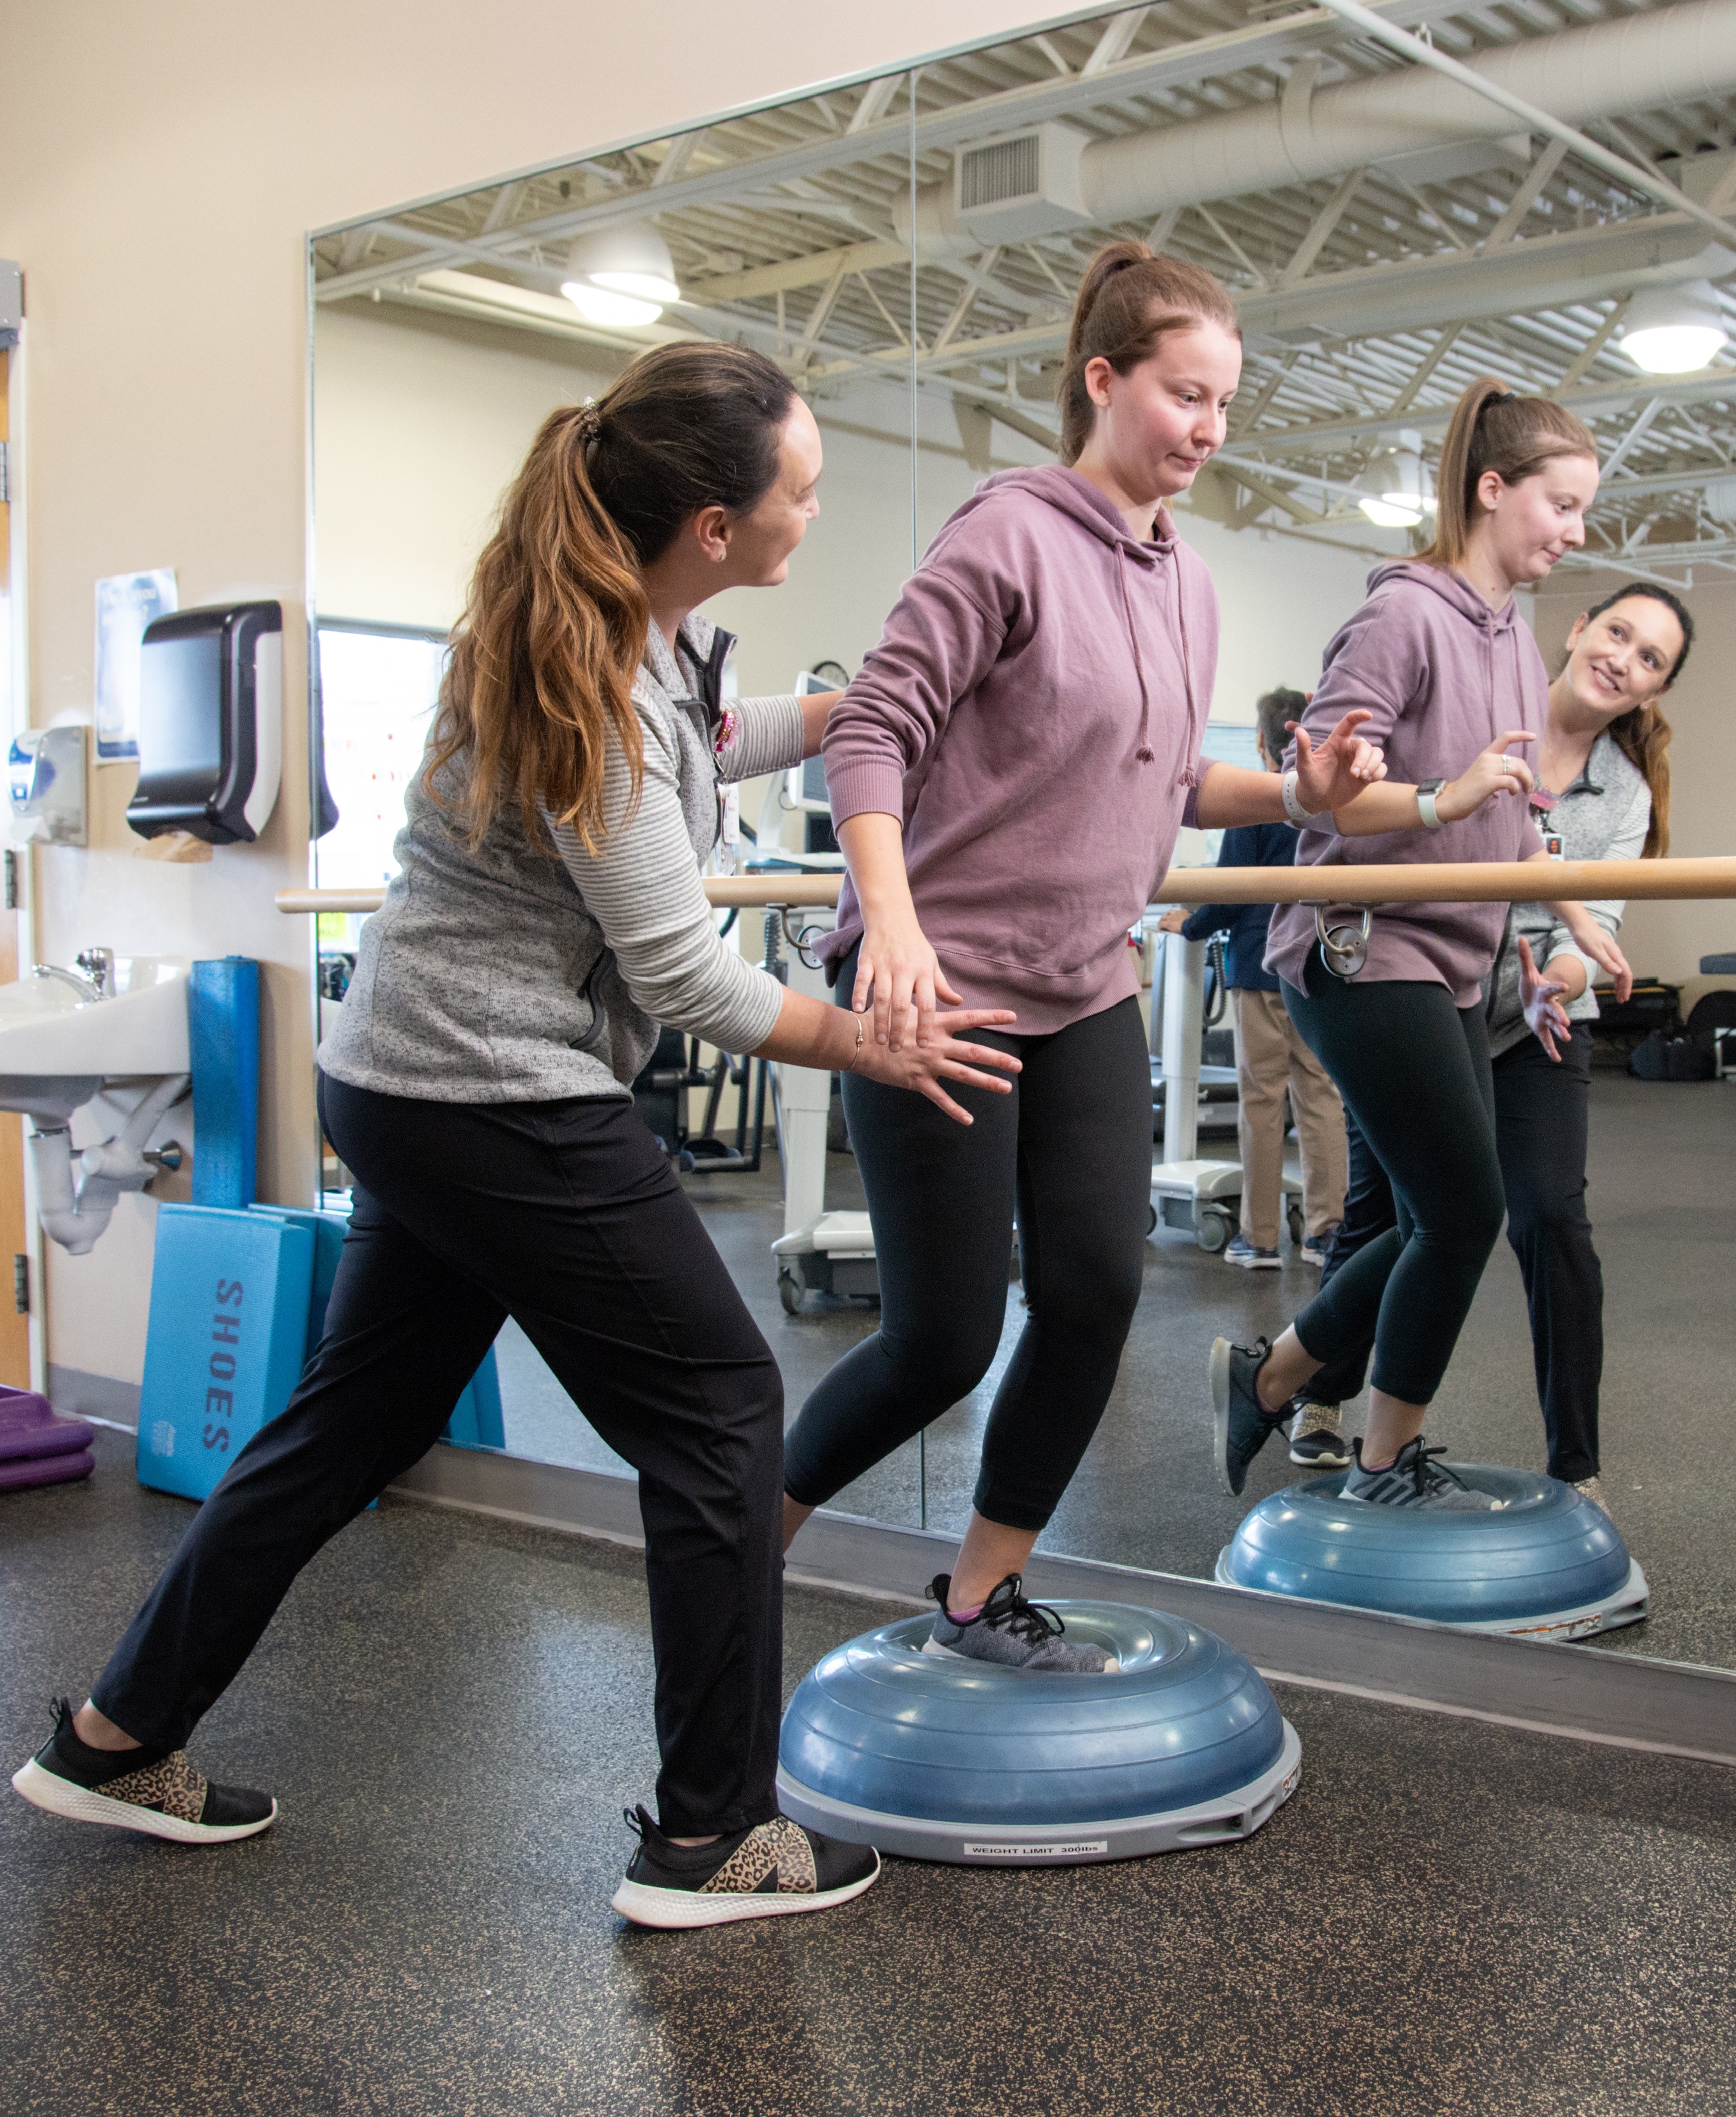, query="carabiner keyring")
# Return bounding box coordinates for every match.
[1314,904,1372,981]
